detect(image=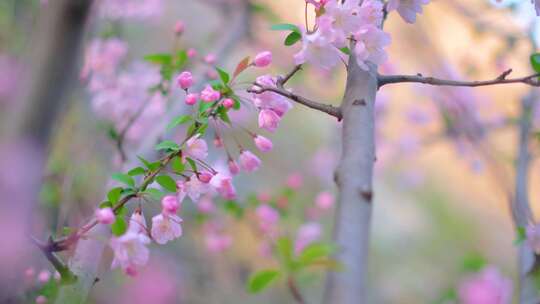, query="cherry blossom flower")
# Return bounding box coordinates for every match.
[228,159,240,175]
[96,207,115,224]
[256,204,280,236]
[185,93,198,106]
[176,71,193,90]
[253,51,272,67]
[210,172,237,199]
[151,214,183,245]
[185,134,208,160]
[294,222,322,254]
[387,0,430,24]
[161,195,179,215]
[204,54,217,64]
[197,196,216,214]
[254,135,273,152]
[184,177,210,202]
[200,85,221,102]
[286,172,303,189]
[239,150,262,172]
[358,0,384,27]
[37,270,50,283]
[81,38,127,80]
[258,109,281,133]
[35,295,47,304]
[315,191,335,210]
[204,224,232,253]
[354,25,391,70]
[252,75,293,116]
[174,20,185,35]
[294,30,342,70]
[222,98,234,109]
[128,211,148,234]
[323,0,362,44]
[457,266,512,304]
[110,232,151,276]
